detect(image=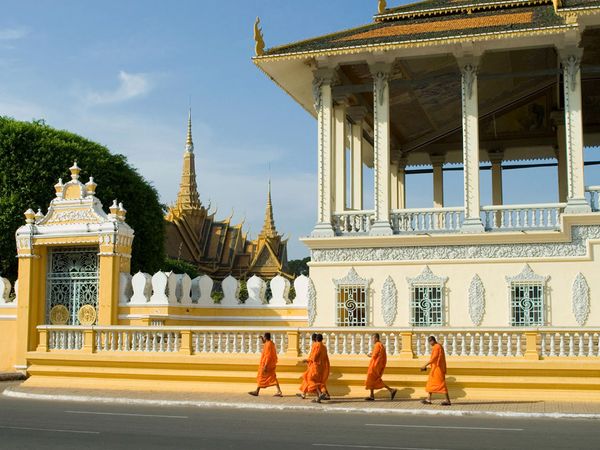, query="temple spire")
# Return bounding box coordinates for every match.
[175,109,201,210]
[260,179,277,239]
